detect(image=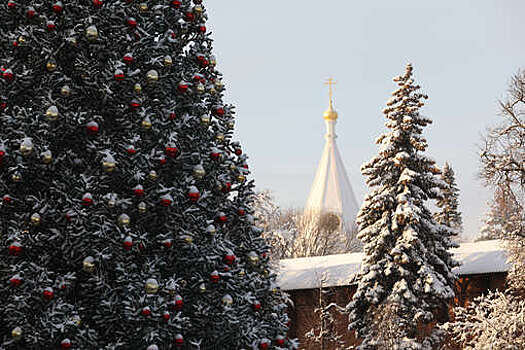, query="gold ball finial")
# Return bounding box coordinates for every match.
[323,77,338,121]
